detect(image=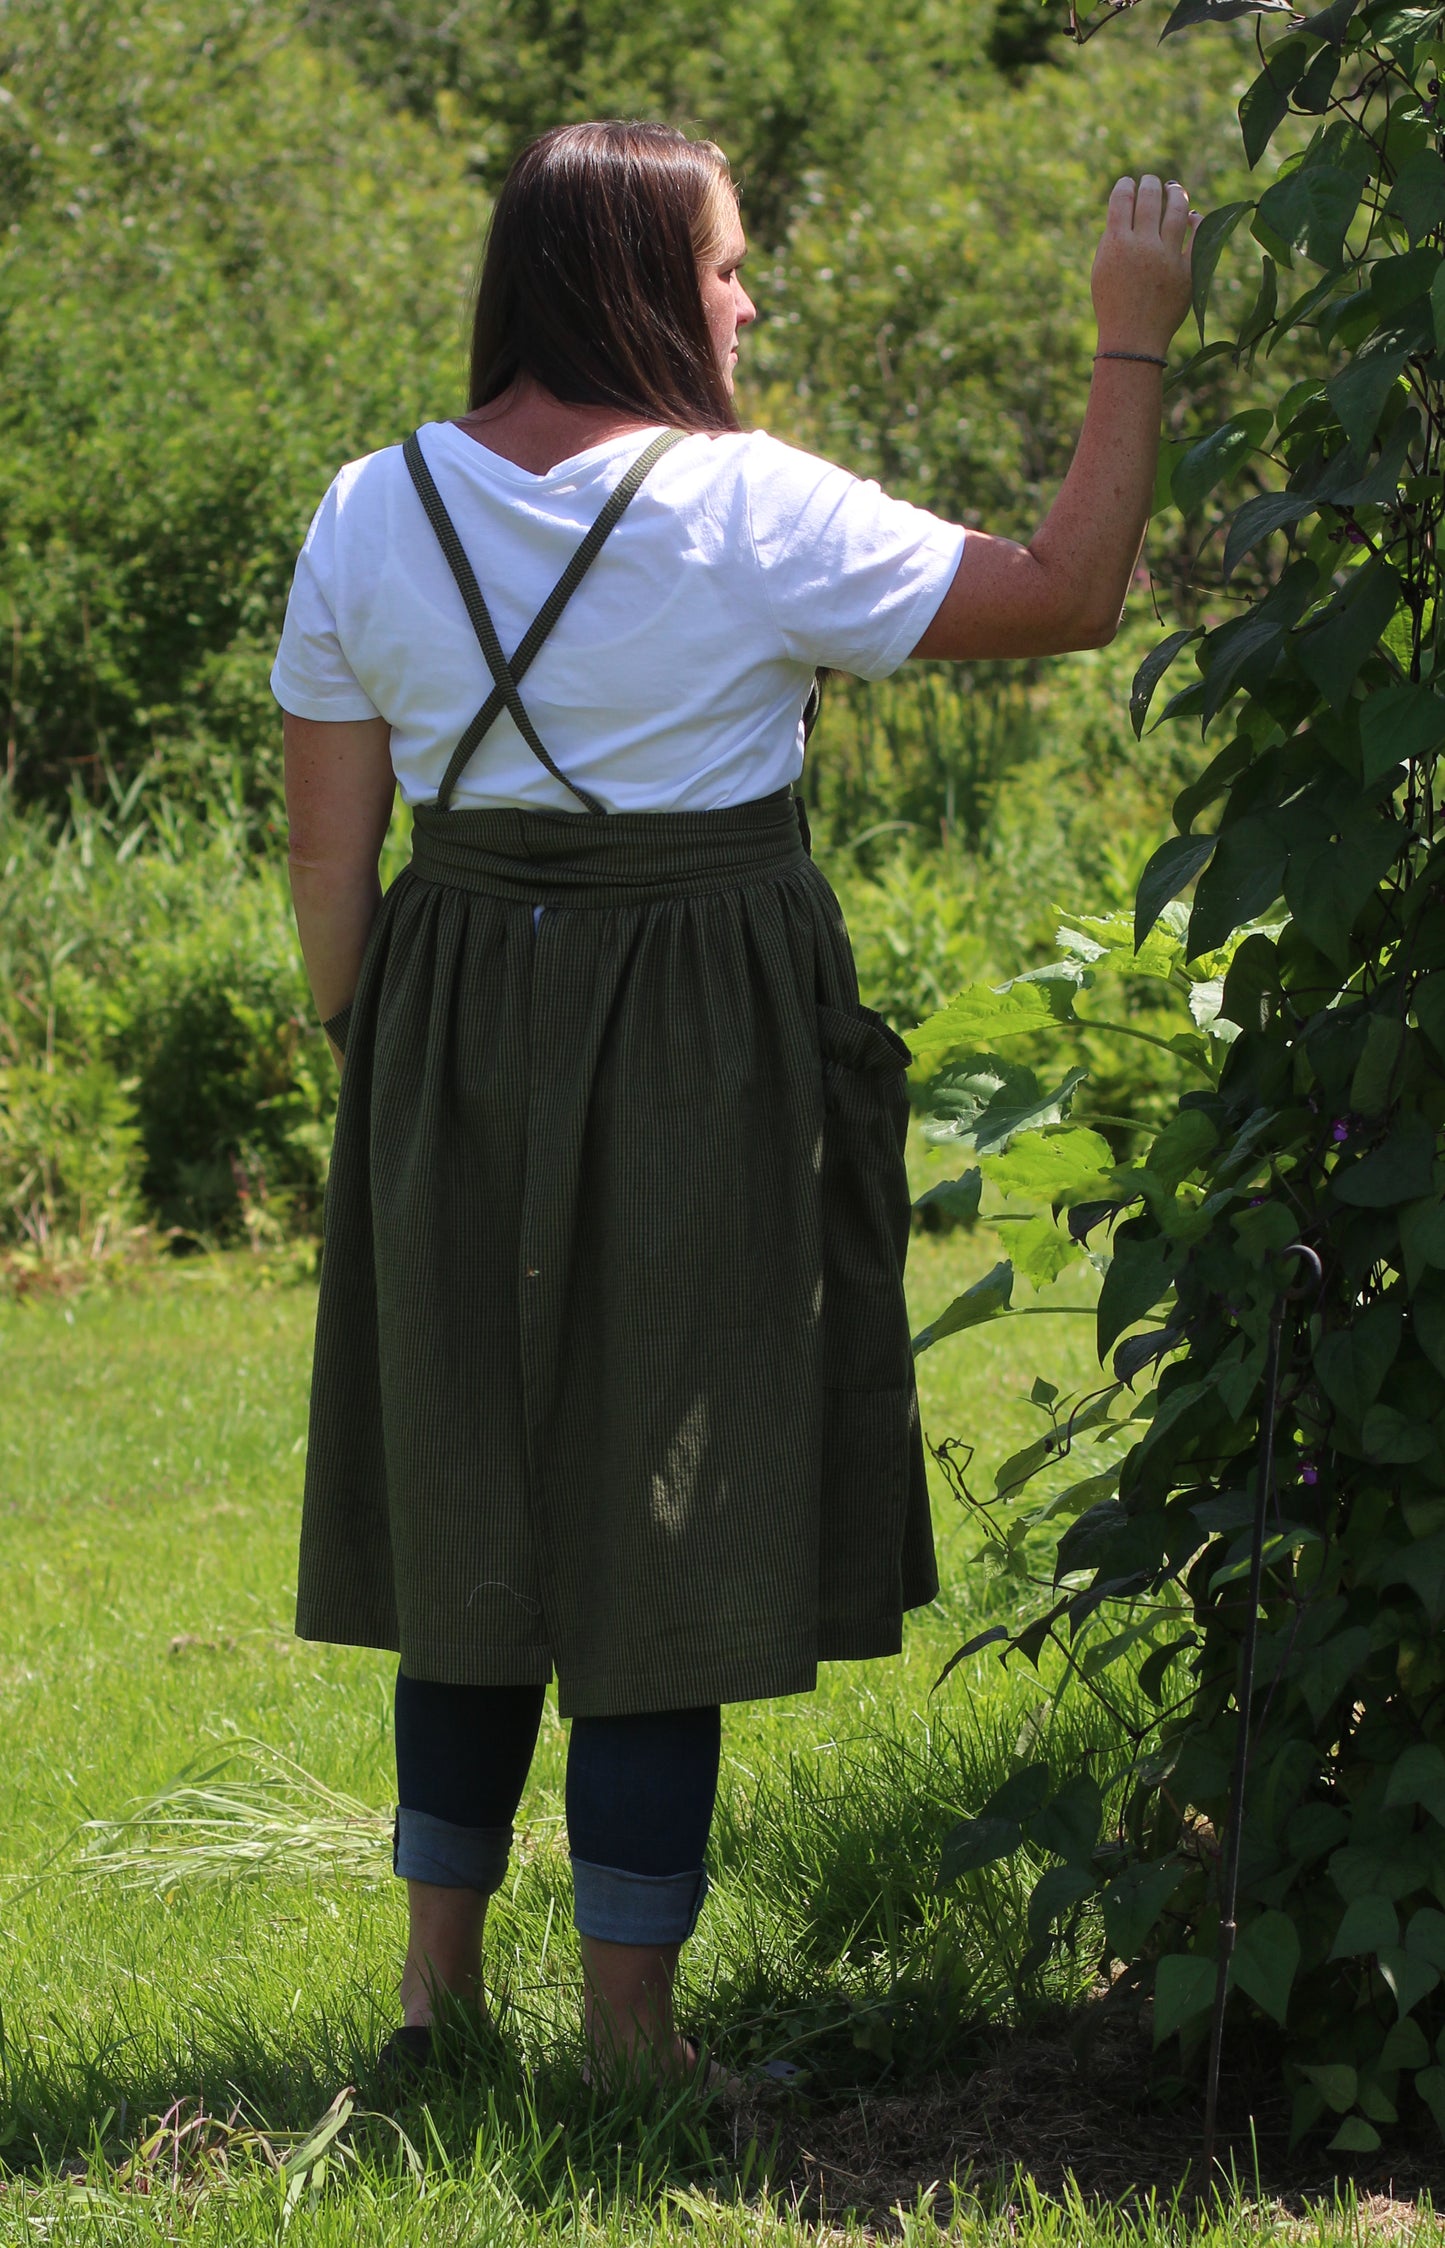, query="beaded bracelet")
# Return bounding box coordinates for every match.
[1094,349,1168,367]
